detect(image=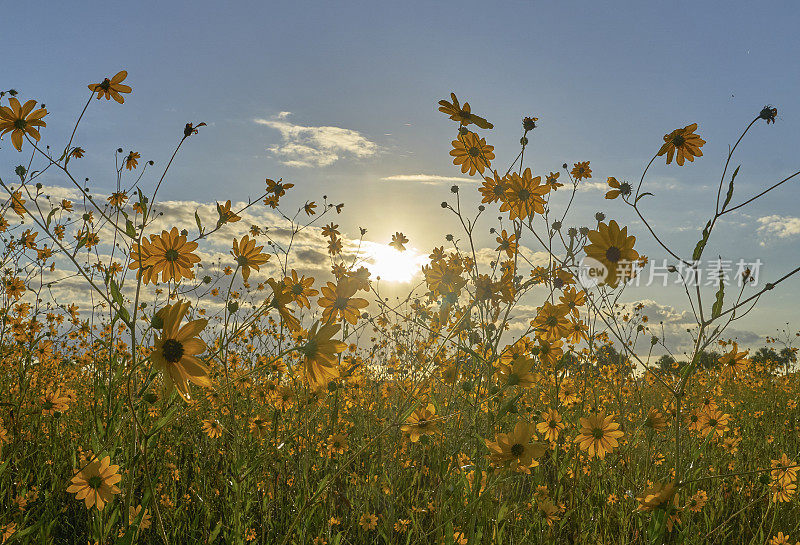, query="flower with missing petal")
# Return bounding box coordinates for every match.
[438,93,493,129]
[88,70,132,103]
